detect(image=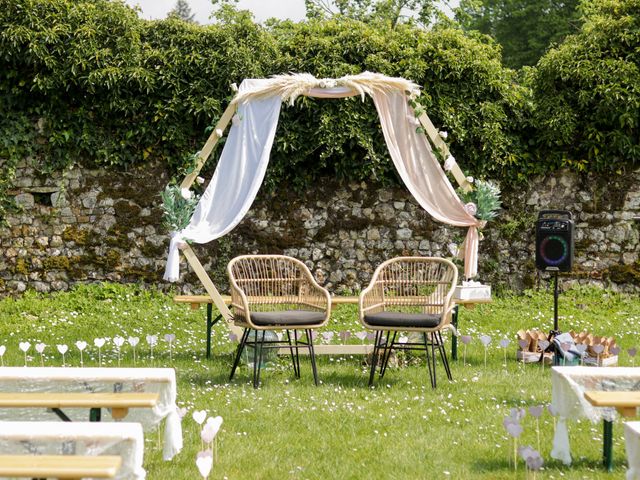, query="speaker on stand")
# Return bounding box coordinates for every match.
[535,210,574,363]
